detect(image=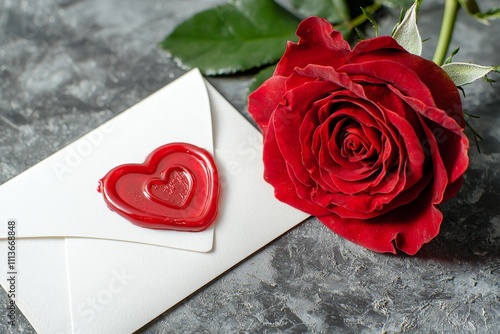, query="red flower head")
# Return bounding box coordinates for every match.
[248,17,469,255]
